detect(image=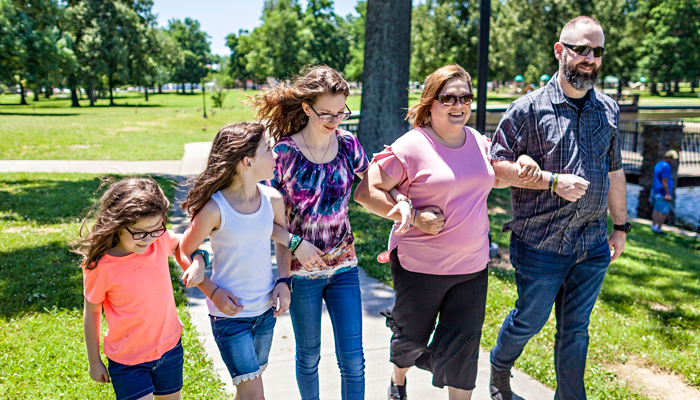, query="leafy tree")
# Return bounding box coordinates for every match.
[629,0,700,95]
[410,0,480,82]
[343,0,366,82]
[0,0,23,96]
[169,17,212,94]
[300,0,351,71]
[226,30,254,87]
